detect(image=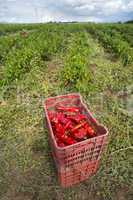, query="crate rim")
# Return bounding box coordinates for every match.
[44,93,81,101]
[43,93,108,150]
